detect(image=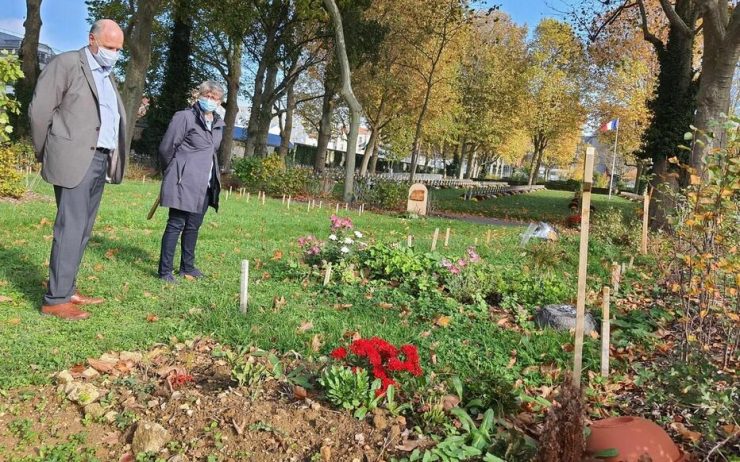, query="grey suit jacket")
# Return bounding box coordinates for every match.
[29,47,127,188]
